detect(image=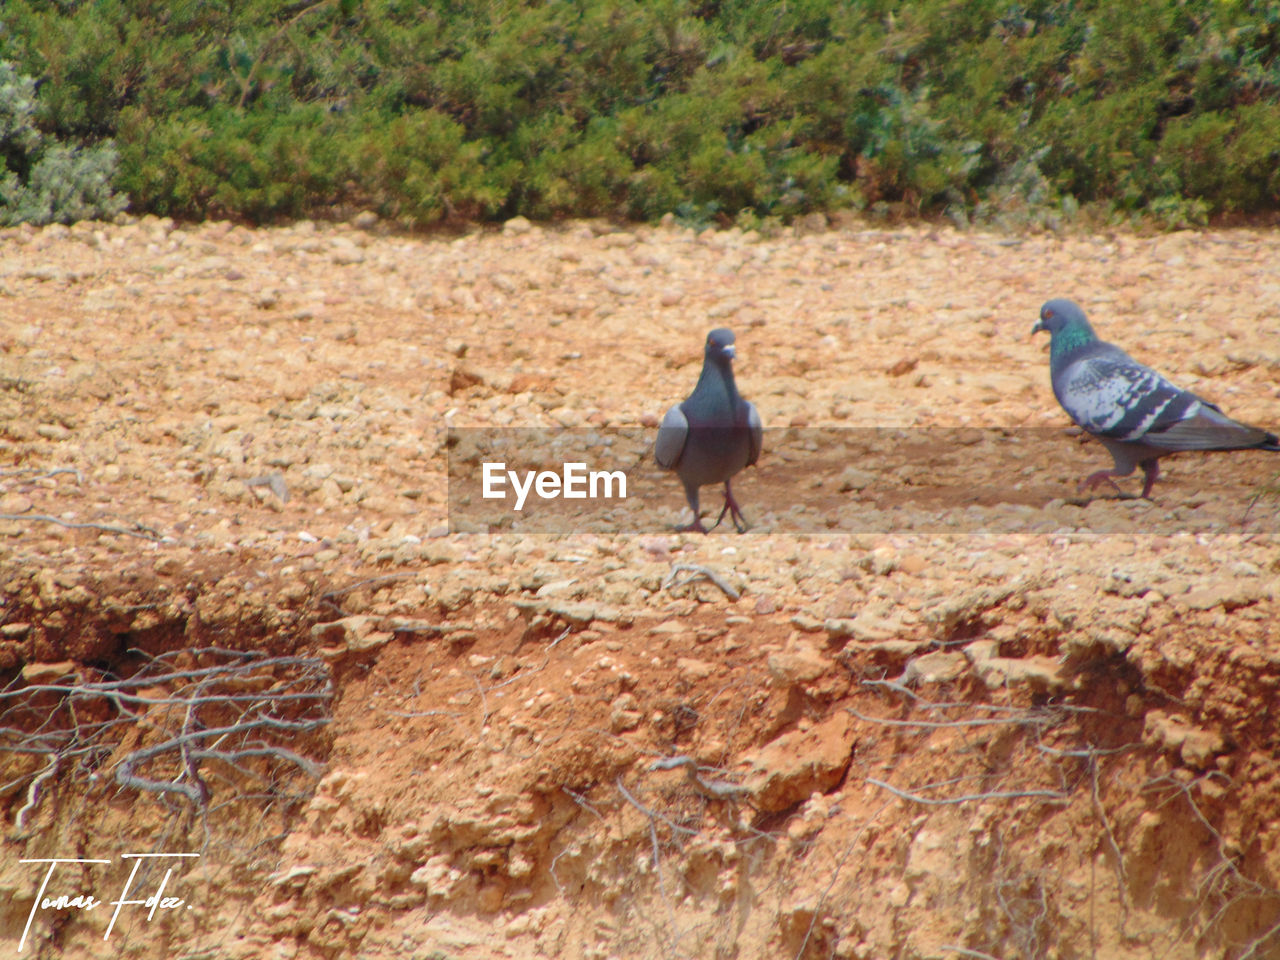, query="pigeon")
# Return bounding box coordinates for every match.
[655,328,762,532]
[1032,298,1280,498]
